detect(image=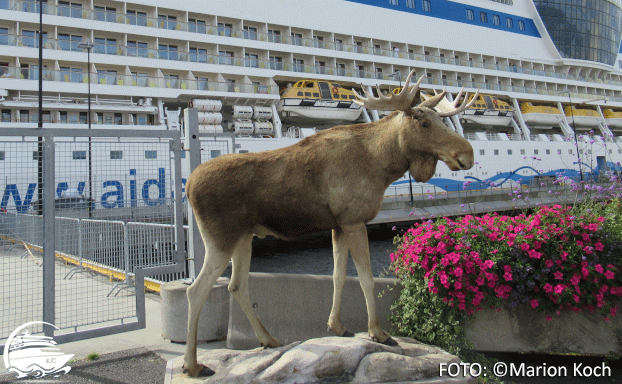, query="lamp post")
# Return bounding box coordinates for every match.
[78,40,95,216]
[557,90,583,181]
[37,0,43,215]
